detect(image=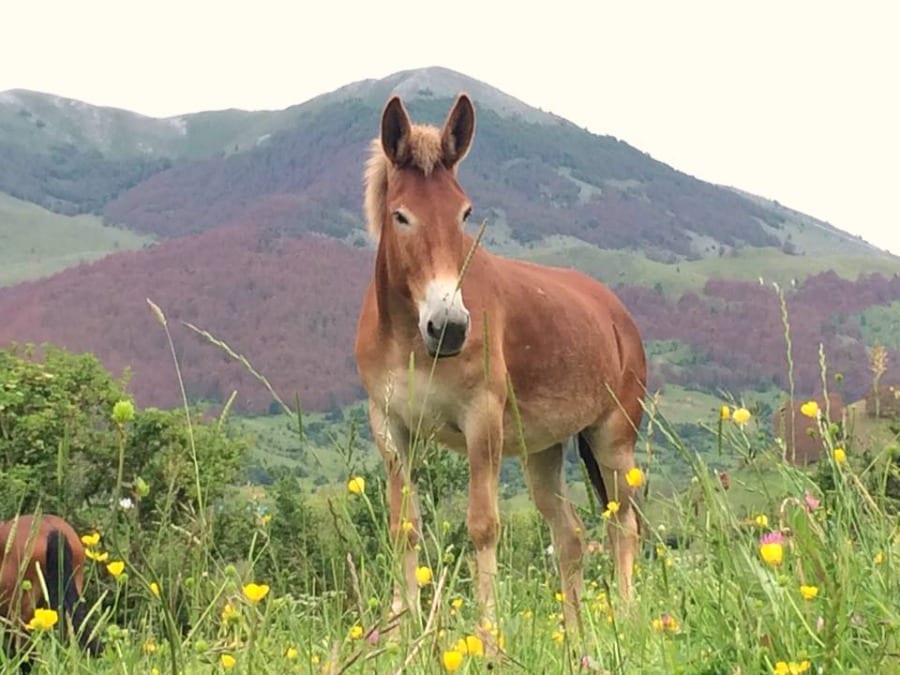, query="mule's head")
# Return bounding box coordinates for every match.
[366,93,477,358]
